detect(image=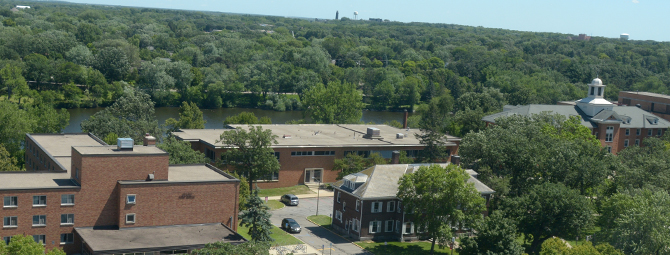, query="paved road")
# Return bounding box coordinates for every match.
[271,197,369,255]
